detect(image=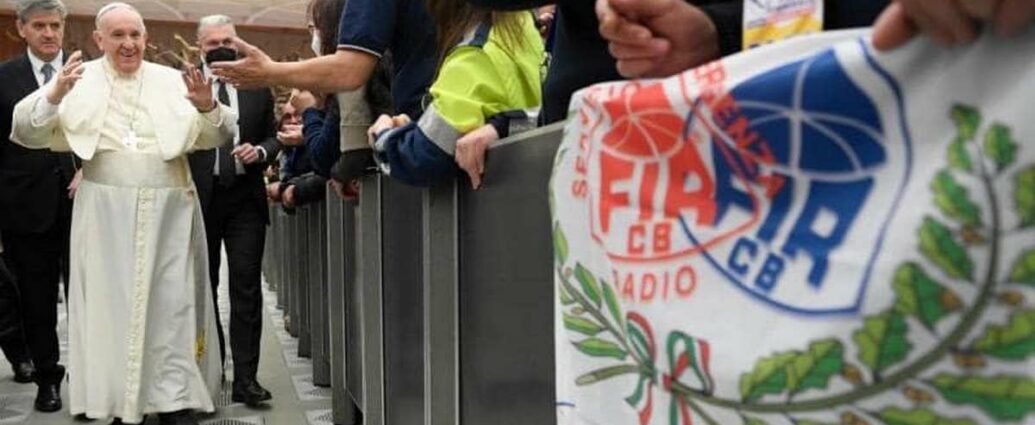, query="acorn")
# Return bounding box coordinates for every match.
[941,291,964,311]
[953,351,986,369]
[997,291,1025,307]
[841,365,864,385]
[840,412,870,425]
[902,385,935,404]
[960,225,986,244]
